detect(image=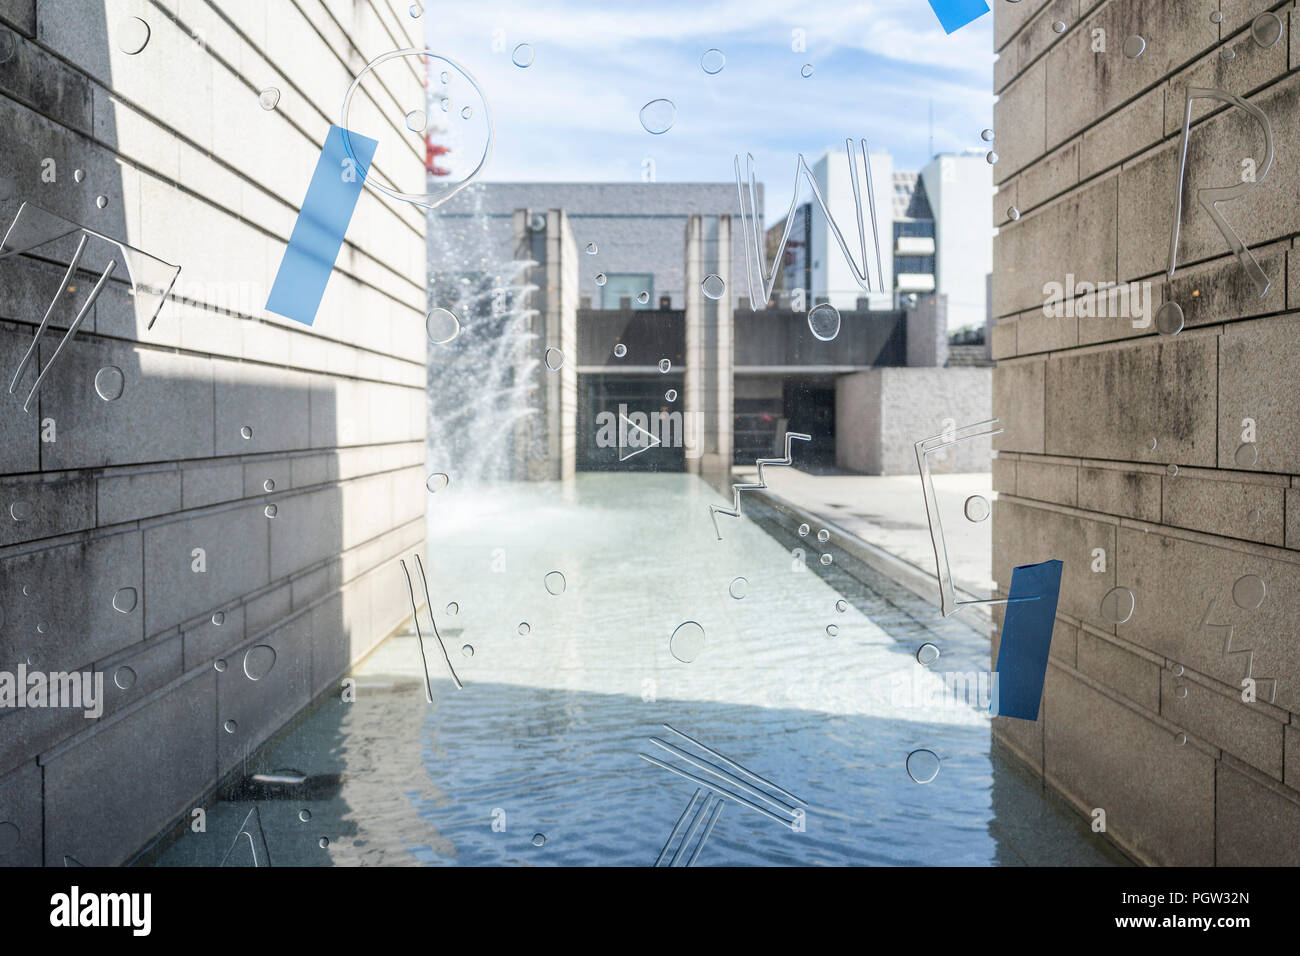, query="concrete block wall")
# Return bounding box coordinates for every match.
[991,0,1300,865]
[0,0,426,865]
[835,366,992,474]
